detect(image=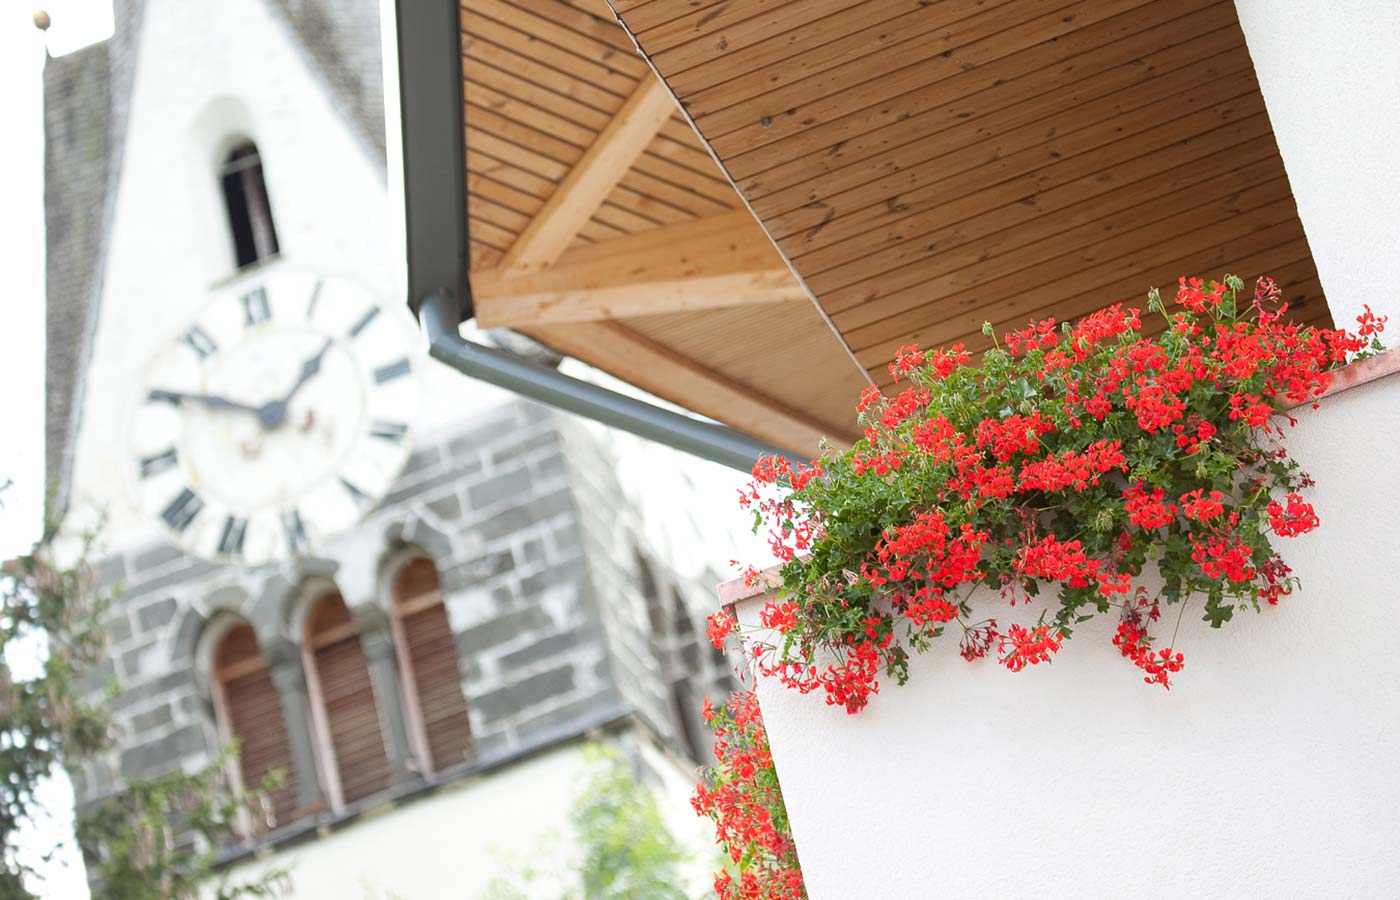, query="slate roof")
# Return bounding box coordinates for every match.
[42,0,146,519]
[265,0,387,163]
[42,0,386,517]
